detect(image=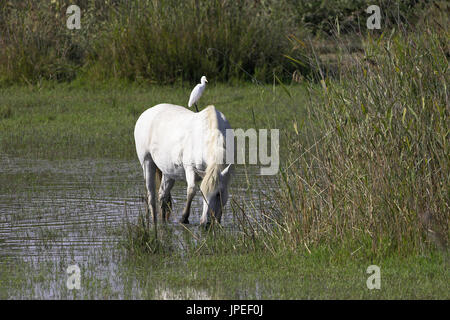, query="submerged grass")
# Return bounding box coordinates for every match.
[2,240,448,299]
